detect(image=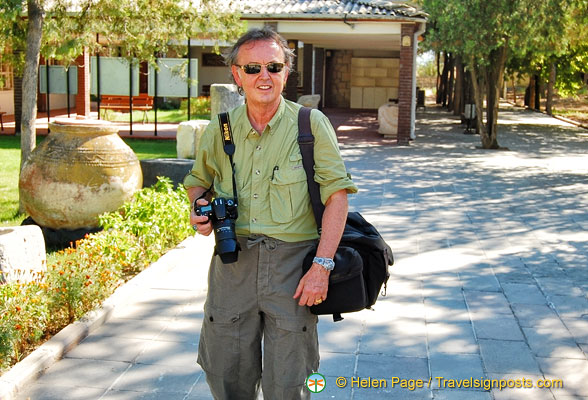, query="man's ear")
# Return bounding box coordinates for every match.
[231,66,242,87]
